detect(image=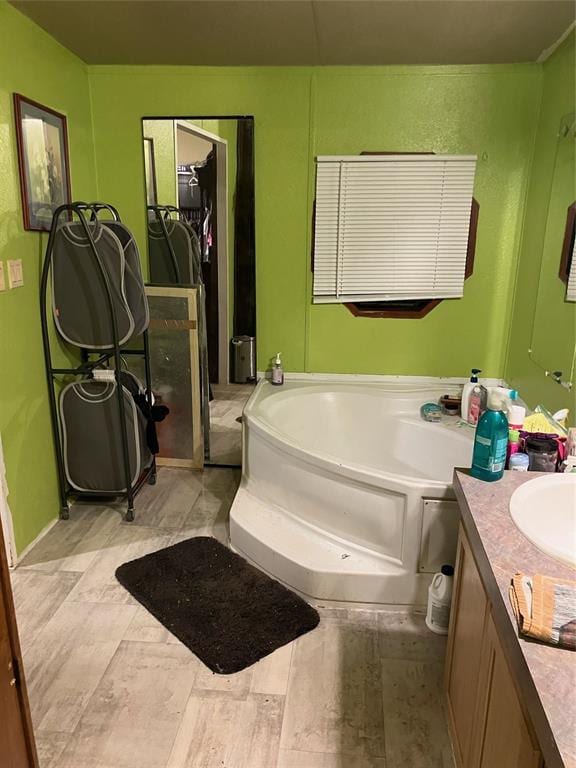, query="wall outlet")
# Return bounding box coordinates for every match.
[0,262,5,292]
[7,259,24,289]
